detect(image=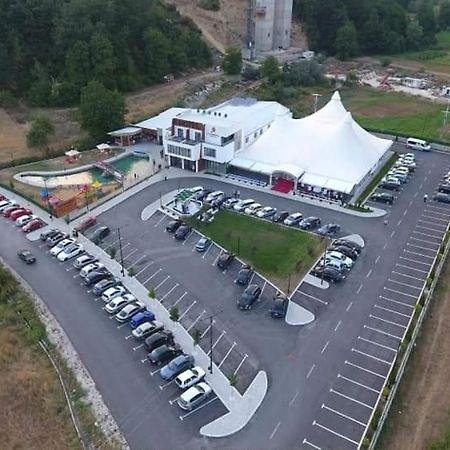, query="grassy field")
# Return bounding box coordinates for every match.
[189,209,324,292]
